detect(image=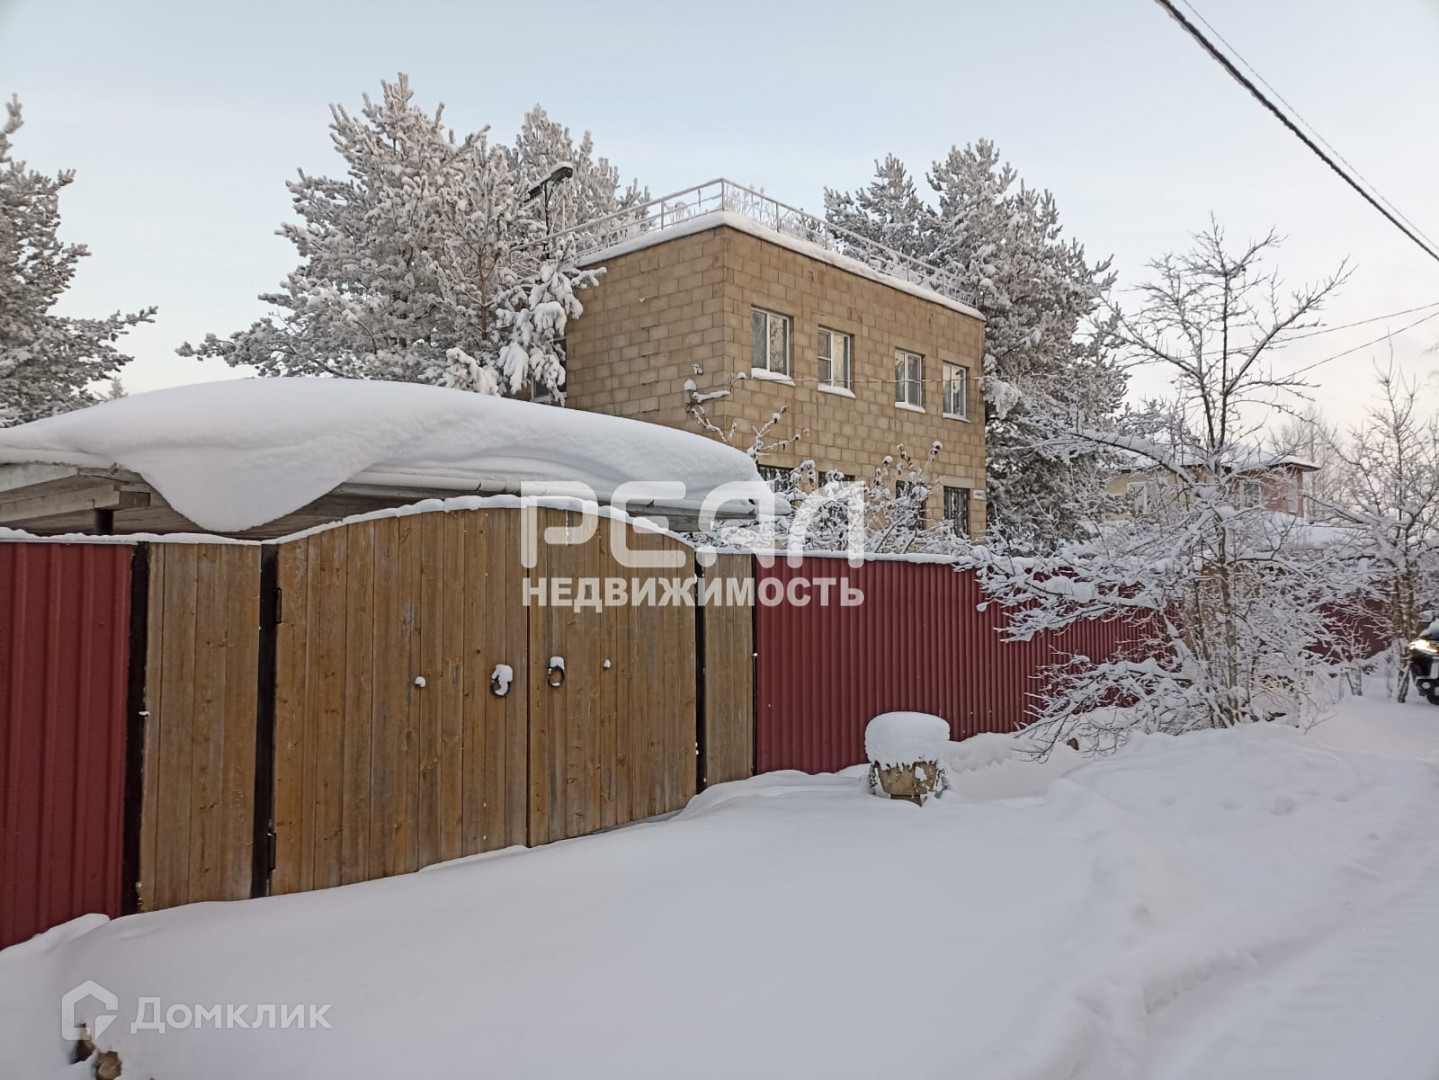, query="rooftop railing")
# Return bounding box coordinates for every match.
[526,178,973,308]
